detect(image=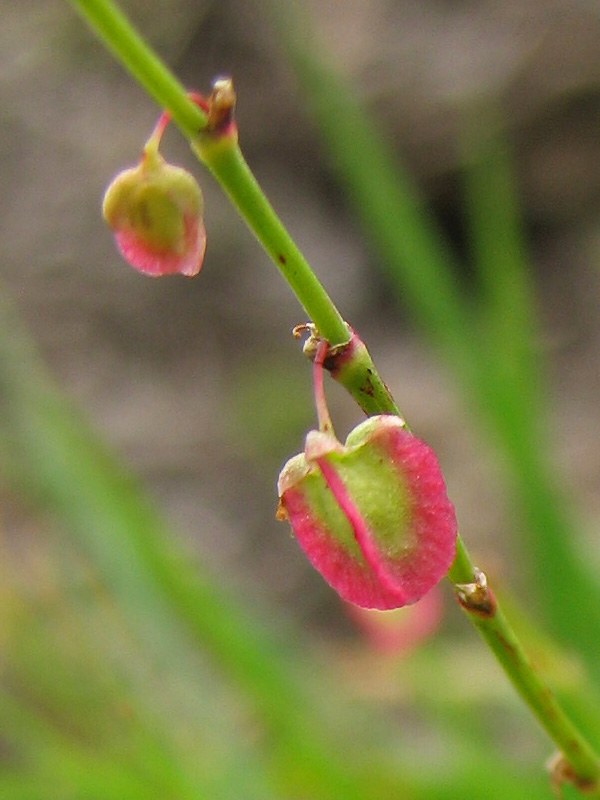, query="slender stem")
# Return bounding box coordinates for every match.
[449,539,600,792]
[145,110,171,150]
[68,0,206,137]
[313,339,335,433]
[478,607,600,791]
[447,534,476,585]
[65,0,600,791]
